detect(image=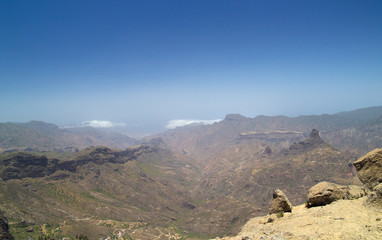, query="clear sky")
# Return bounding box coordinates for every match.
[1,0,381,132]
